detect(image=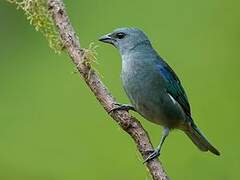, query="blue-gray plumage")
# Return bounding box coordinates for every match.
[99,27,220,162]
